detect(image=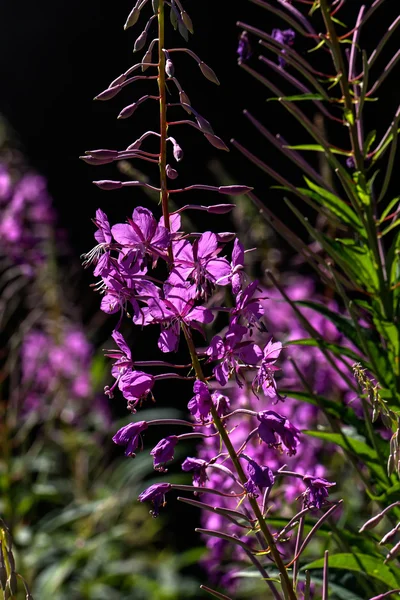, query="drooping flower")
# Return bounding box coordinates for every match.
[150,435,179,471]
[229,280,265,329]
[117,370,155,409]
[257,410,300,456]
[271,28,295,68]
[182,457,209,487]
[112,420,148,457]
[188,380,213,422]
[212,391,231,417]
[244,457,275,498]
[252,339,283,400]
[207,324,262,386]
[138,482,172,517]
[237,31,252,63]
[302,475,335,509]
